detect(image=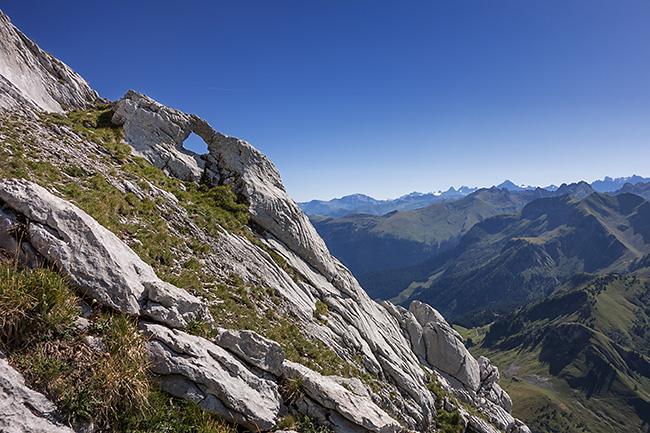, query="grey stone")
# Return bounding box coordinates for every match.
[0,178,211,328]
[213,328,284,376]
[142,280,213,328]
[409,301,480,391]
[283,360,401,433]
[0,10,100,113]
[141,322,281,431]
